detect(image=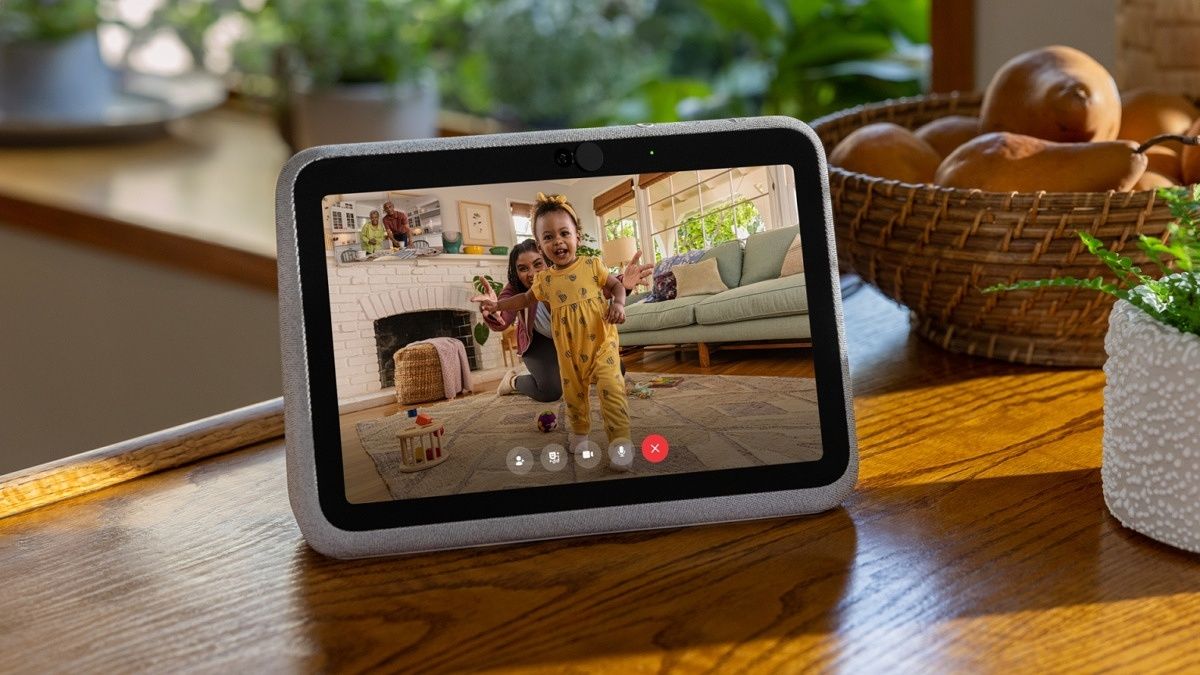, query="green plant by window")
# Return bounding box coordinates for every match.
[605,217,638,242]
[0,0,98,43]
[578,232,603,260]
[675,200,763,253]
[983,186,1200,337]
